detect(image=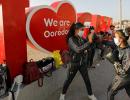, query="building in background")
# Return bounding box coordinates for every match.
[113,20,130,30]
